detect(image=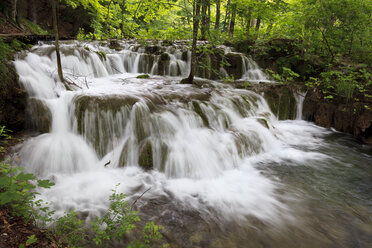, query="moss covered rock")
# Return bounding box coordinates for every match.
[263,85,297,120]
[136,74,150,79]
[138,140,153,170]
[192,101,209,127]
[26,98,52,133]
